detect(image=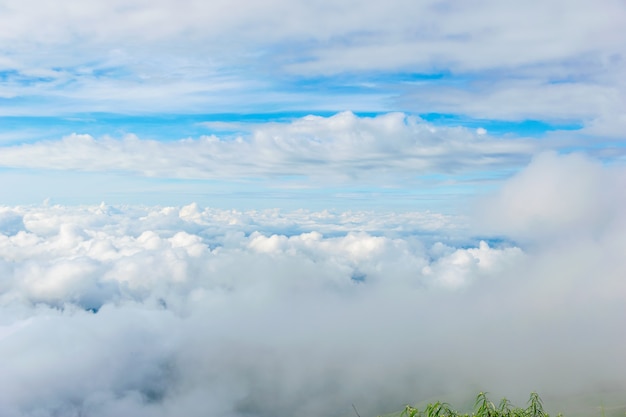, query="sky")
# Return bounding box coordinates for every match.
[1,1,626,417]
